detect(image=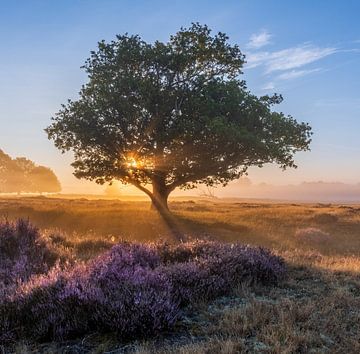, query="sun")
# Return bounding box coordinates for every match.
[126,158,138,168]
[125,154,155,170]
[124,155,140,169]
